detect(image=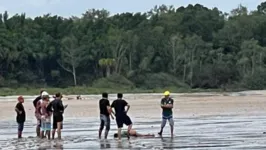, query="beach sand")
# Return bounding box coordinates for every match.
[1,91,266,149]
